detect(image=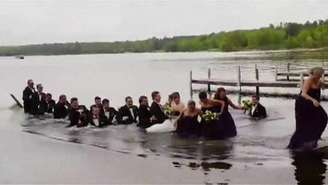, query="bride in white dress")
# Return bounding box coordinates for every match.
[146,92,185,133]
